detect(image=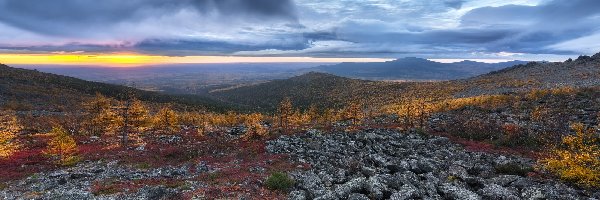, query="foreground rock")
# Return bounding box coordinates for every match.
[0,161,206,199]
[267,129,599,200]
